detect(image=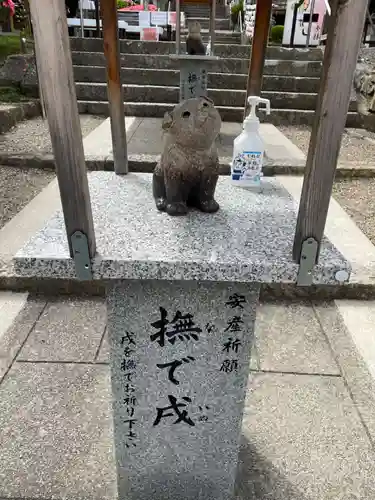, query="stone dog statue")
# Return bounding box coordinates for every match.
[153,97,222,216]
[186,21,206,56]
[353,59,375,116]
